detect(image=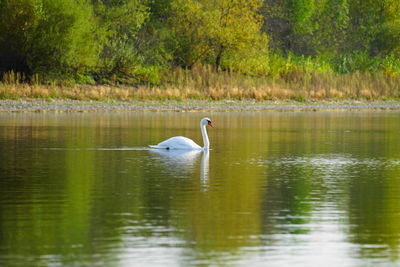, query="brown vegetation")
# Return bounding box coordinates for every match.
[1,66,400,101]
